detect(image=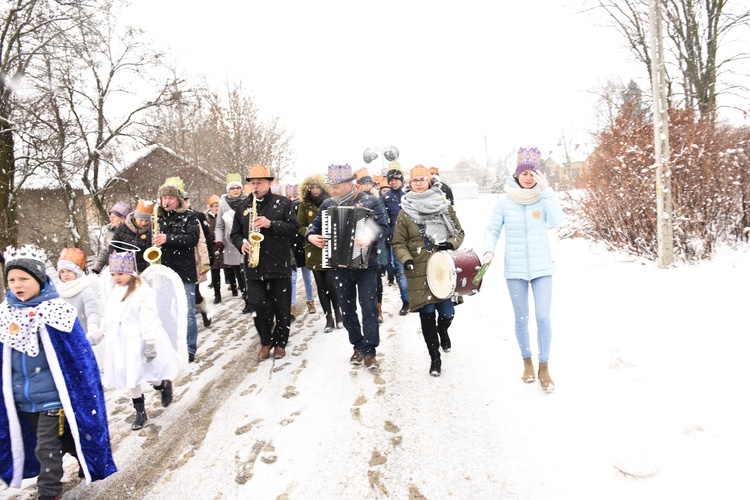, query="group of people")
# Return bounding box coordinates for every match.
[0,146,564,498]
